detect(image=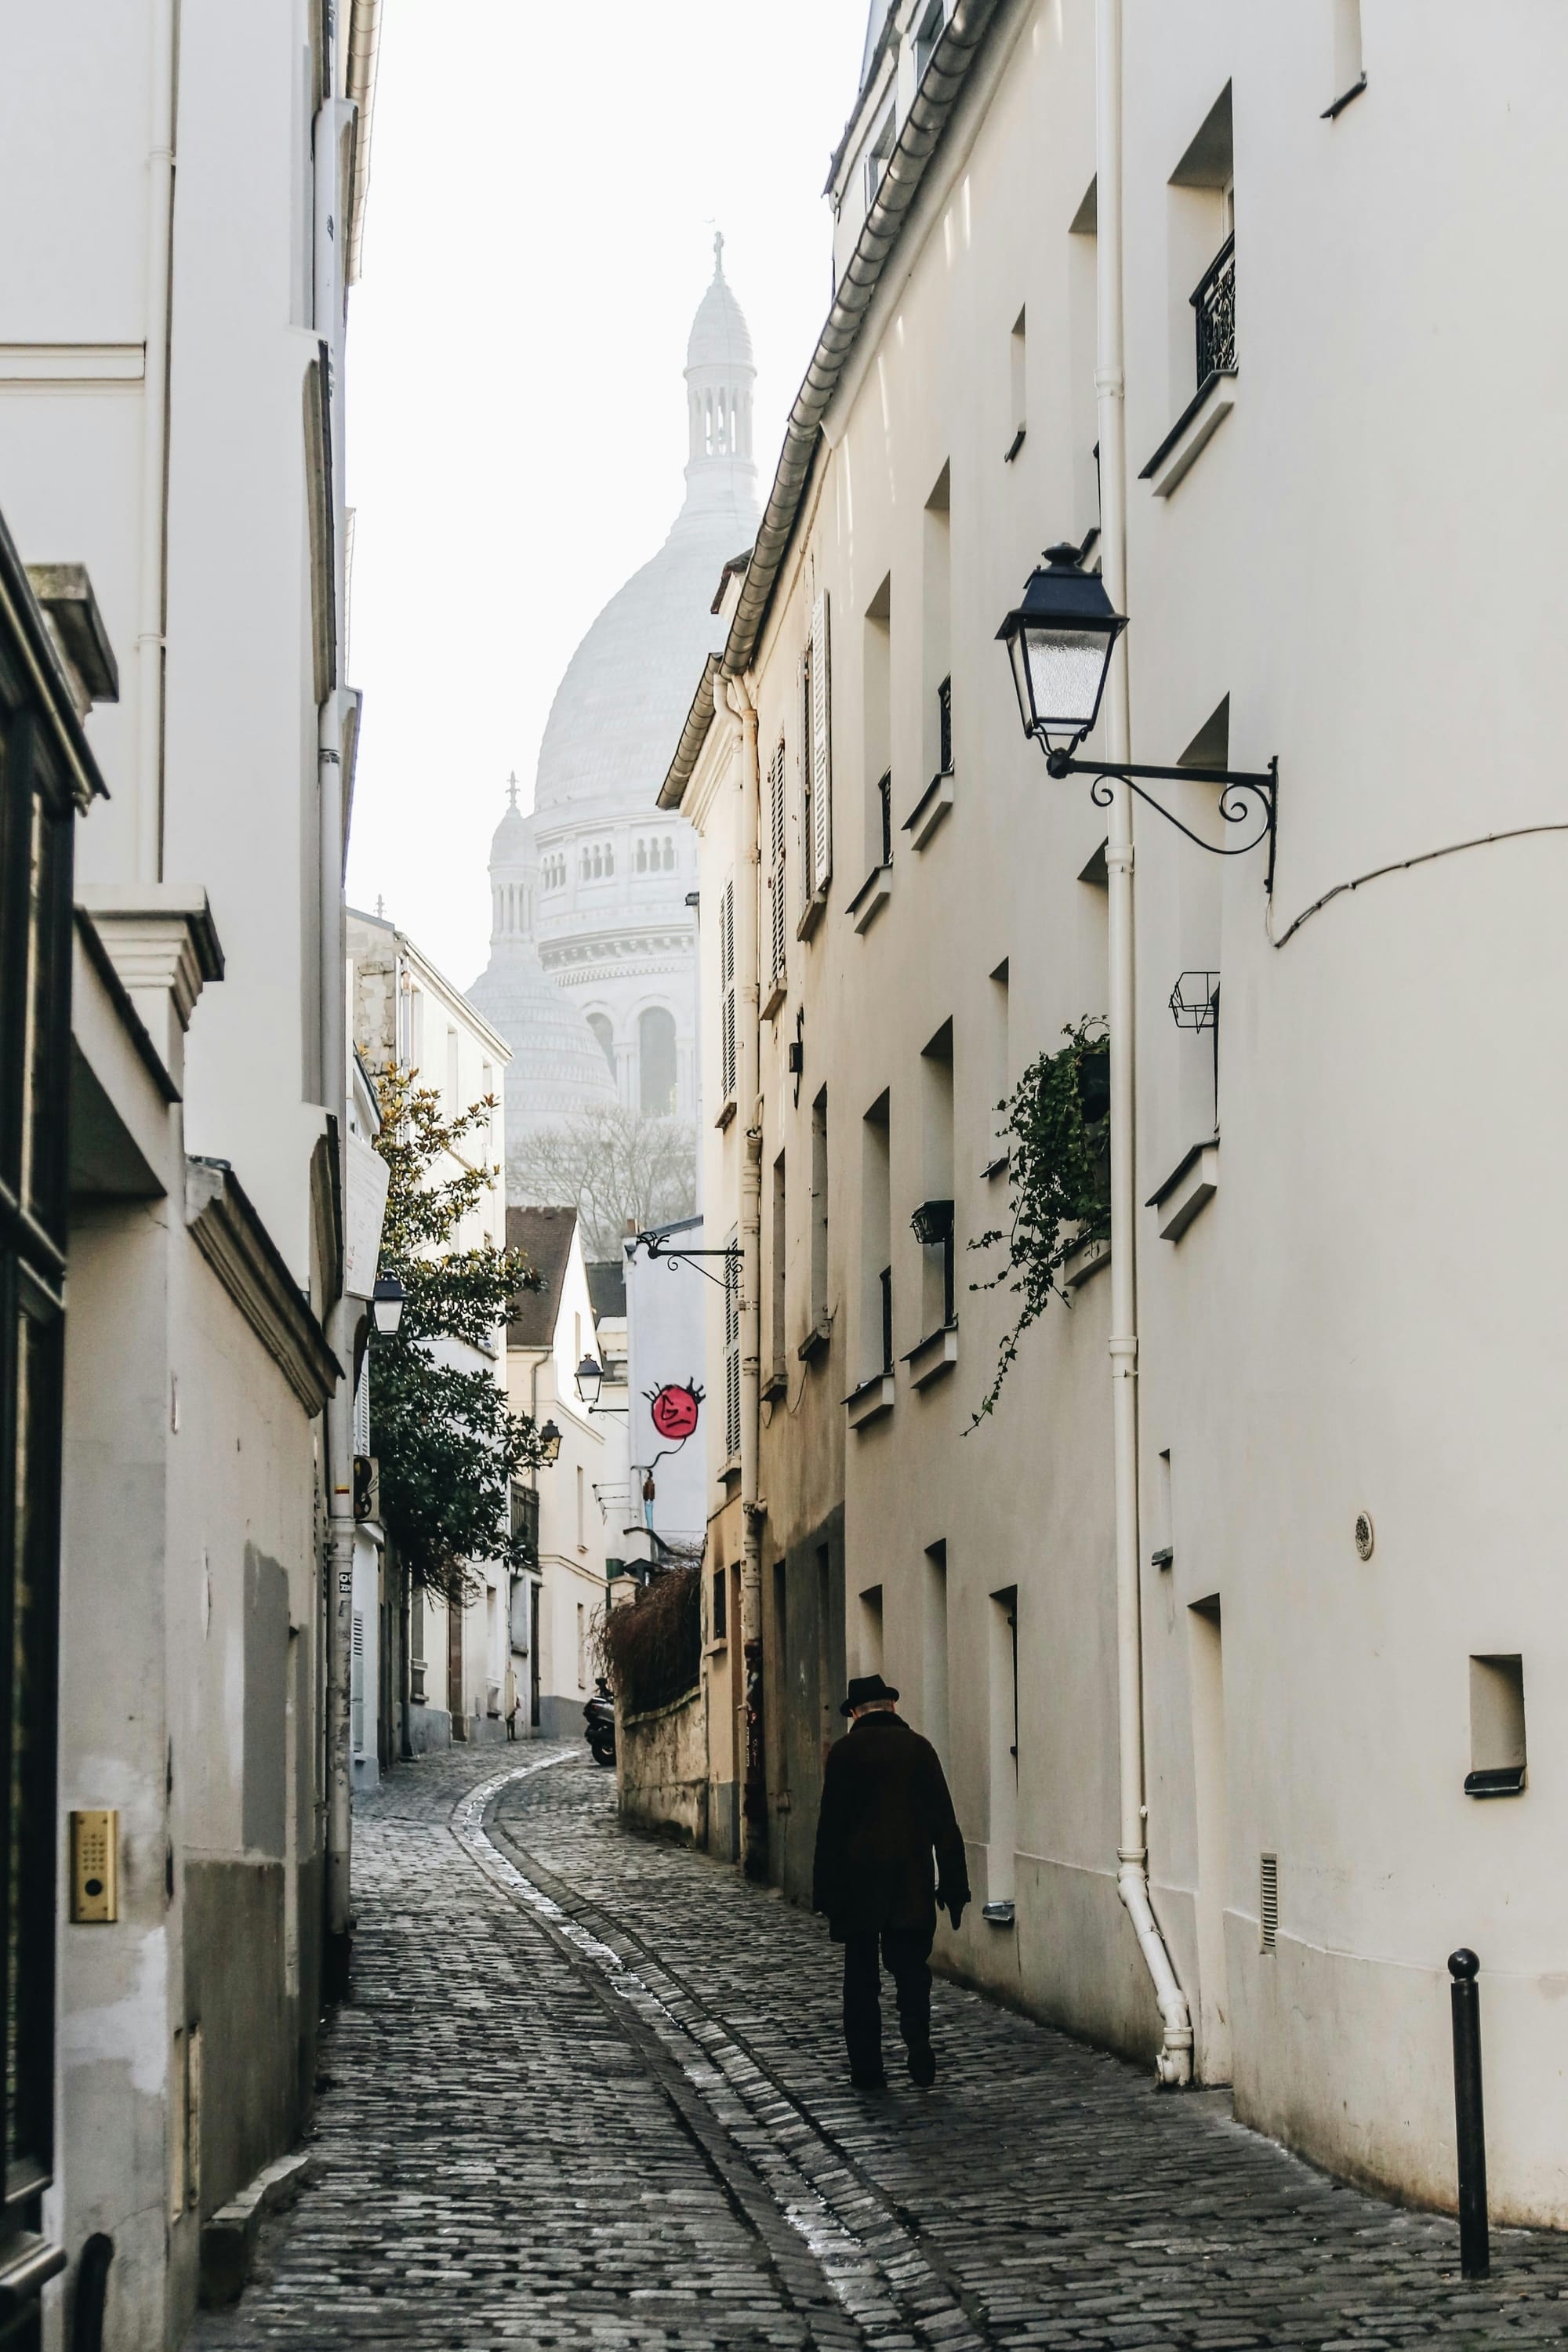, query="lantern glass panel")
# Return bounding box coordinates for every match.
[1022,627,1111,734]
